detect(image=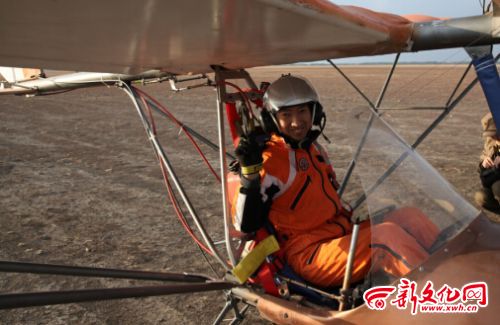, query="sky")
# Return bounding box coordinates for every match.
[324,0,495,64]
[332,0,485,17]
